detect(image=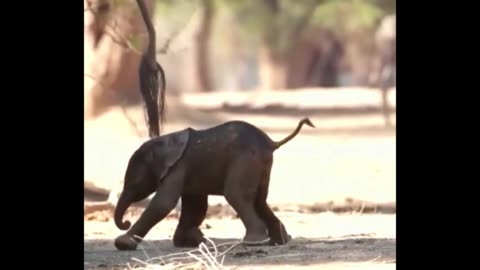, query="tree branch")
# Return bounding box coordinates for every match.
[84,73,145,138]
[156,8,198,54]
[89,1,194,56]
[135,0,156,68]
[87,1,193,138]
[103,18,144,54]
[84,1,110,13]
[157,25,182,54]
[134,0,163,138]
